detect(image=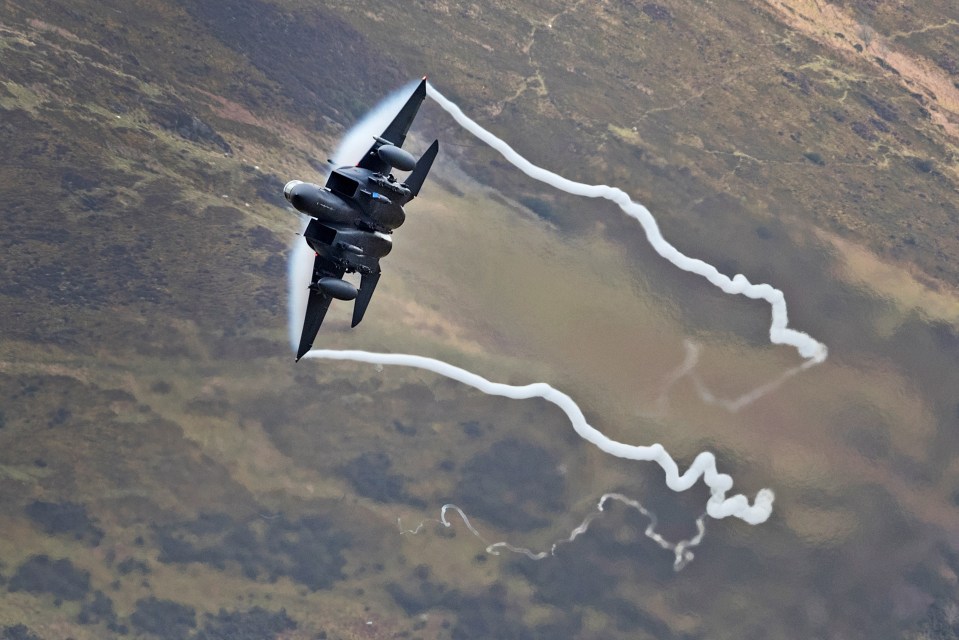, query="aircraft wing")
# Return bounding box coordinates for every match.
[357,78,428,173]
[295,254,345,361]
